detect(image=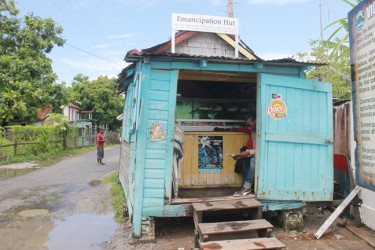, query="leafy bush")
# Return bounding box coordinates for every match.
[2,125,79,158]
[0,129,13,161]
[104,171,128,222]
